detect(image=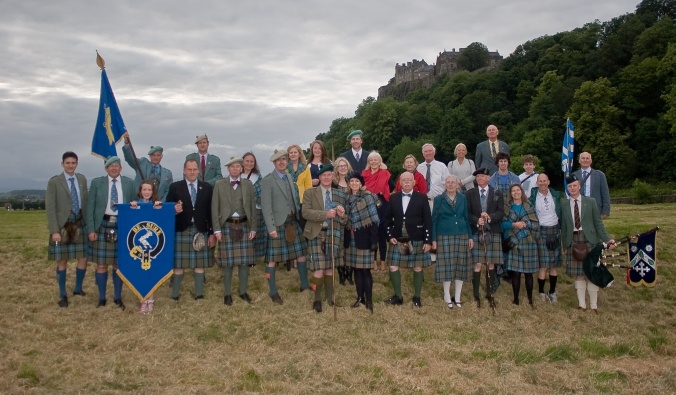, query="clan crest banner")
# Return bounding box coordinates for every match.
[628,230,657,287]
[116,203,175,301]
